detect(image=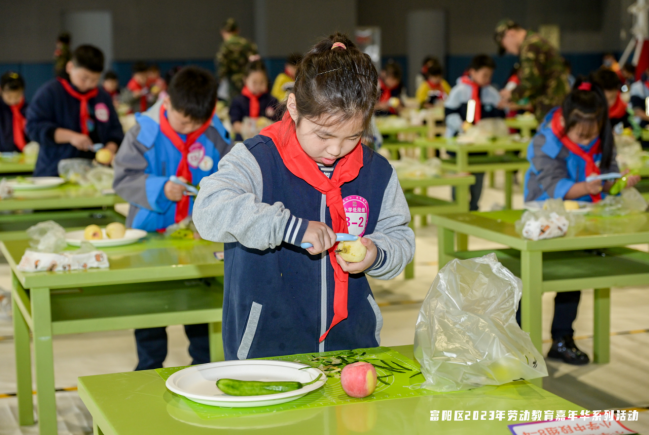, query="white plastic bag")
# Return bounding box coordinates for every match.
[414,254,547,392]
[26,221,67,253]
